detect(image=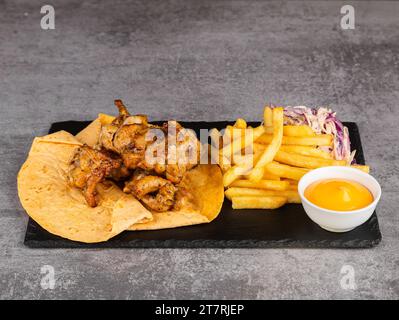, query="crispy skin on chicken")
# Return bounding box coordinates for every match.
[123,170,195,212]
[123,170,177,212]
[98,100,200,184]
[98,100,157,169]
[72,100,200,211]
[68,146,128,207]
